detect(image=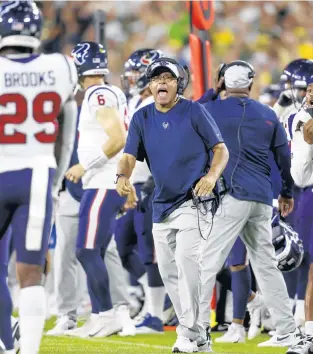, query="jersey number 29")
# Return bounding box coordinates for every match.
[0,92,61,144]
